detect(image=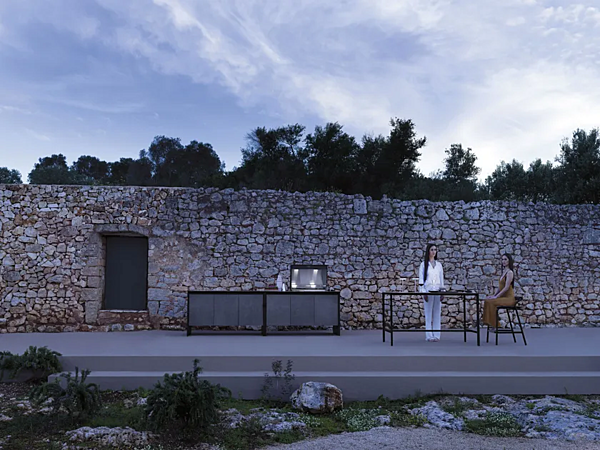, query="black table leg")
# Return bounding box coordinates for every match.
[390,294,394,347]
[476,293,480,346]
[262,293,267,336]
[463,295,467,342]
[382,294,386,343]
